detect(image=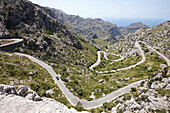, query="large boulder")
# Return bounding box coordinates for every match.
[33,93,42,101]
[0,84,17,95]
[0,84,42,101]
[17,86,29,97]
